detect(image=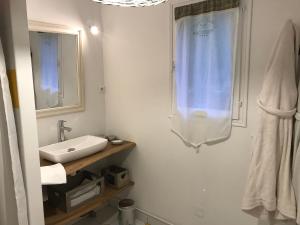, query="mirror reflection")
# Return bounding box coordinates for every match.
[29,31,80,111]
